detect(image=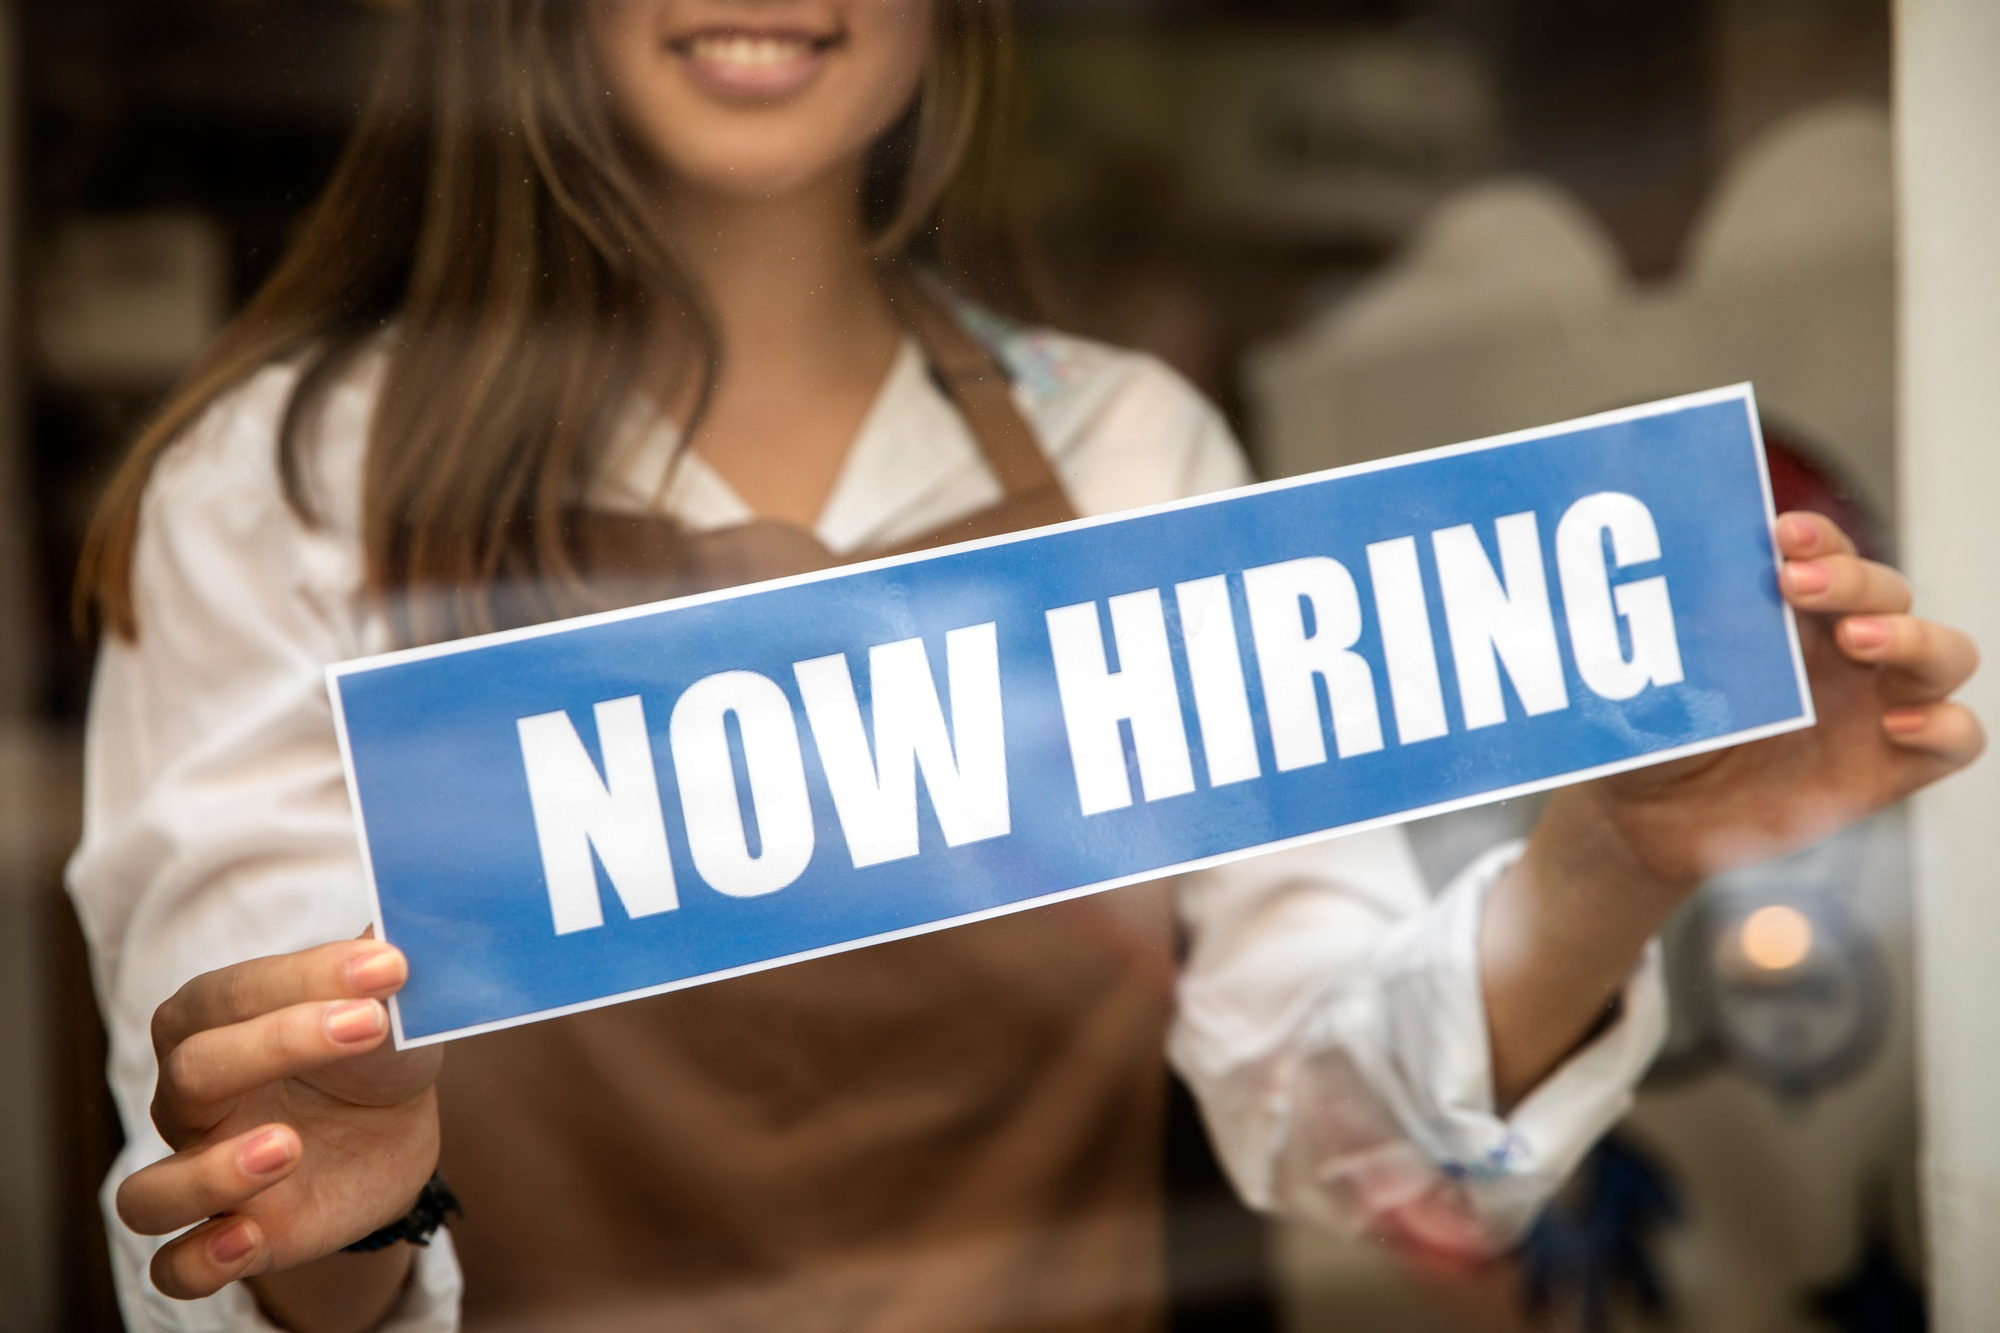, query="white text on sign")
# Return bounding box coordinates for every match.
[516,492,1683,935]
